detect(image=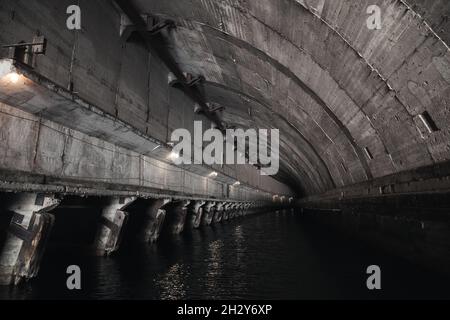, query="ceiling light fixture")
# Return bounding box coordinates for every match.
[209,171,218,177]
[4,72,21,84]
[168,151,179,160]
